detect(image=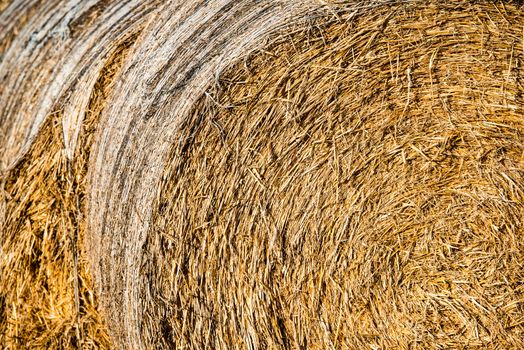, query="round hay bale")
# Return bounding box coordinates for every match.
[1,0,524,349]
